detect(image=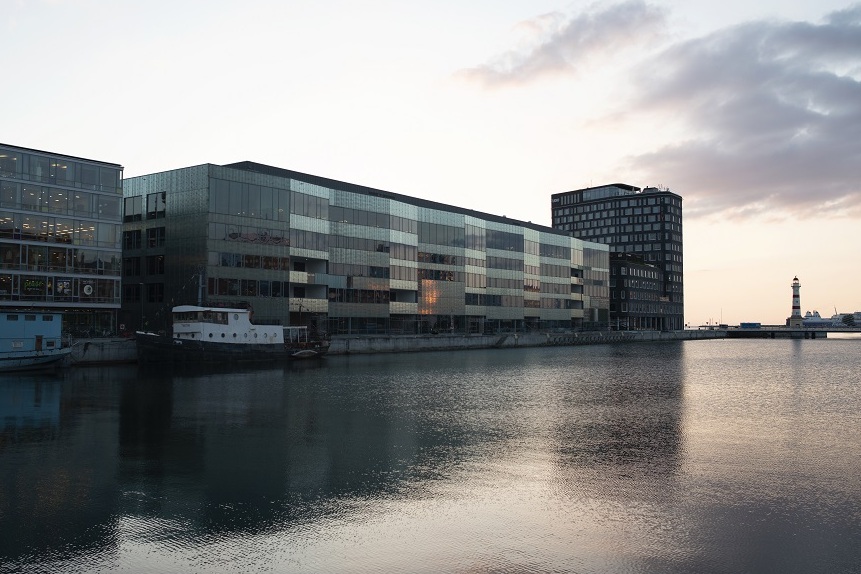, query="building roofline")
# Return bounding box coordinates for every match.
[223,161,574,238]
[0,142,123,168]
[551,183,640,197]
[551,183,682,200]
